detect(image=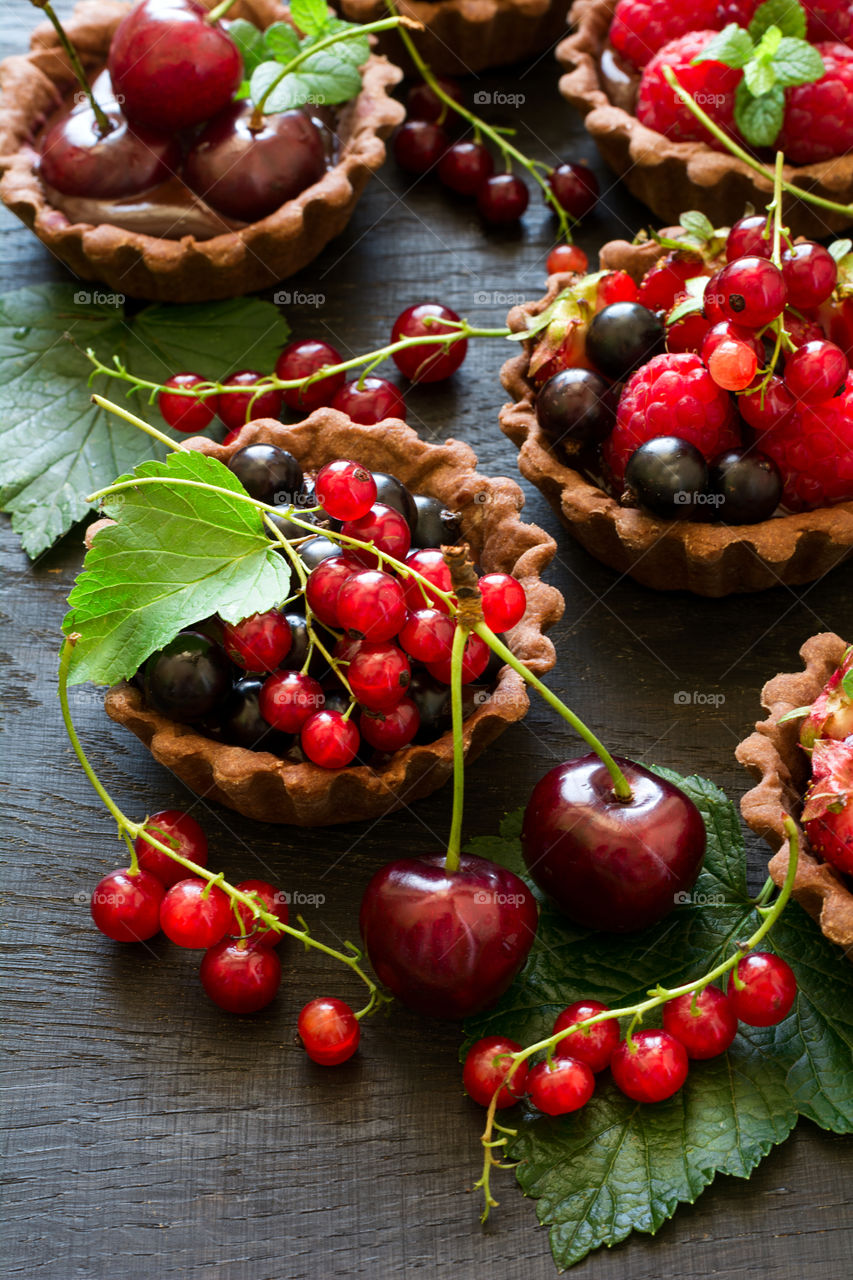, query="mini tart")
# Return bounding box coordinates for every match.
[0,0,405,302]
[102,409,564,827]
[736,633,853,956]
[339,0,569,76]
[499,237,853,597]
[556,0,853,238]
